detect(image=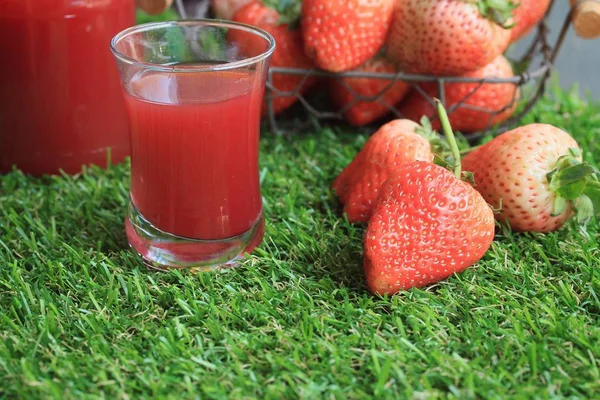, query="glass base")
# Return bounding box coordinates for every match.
[125,202,264,271]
